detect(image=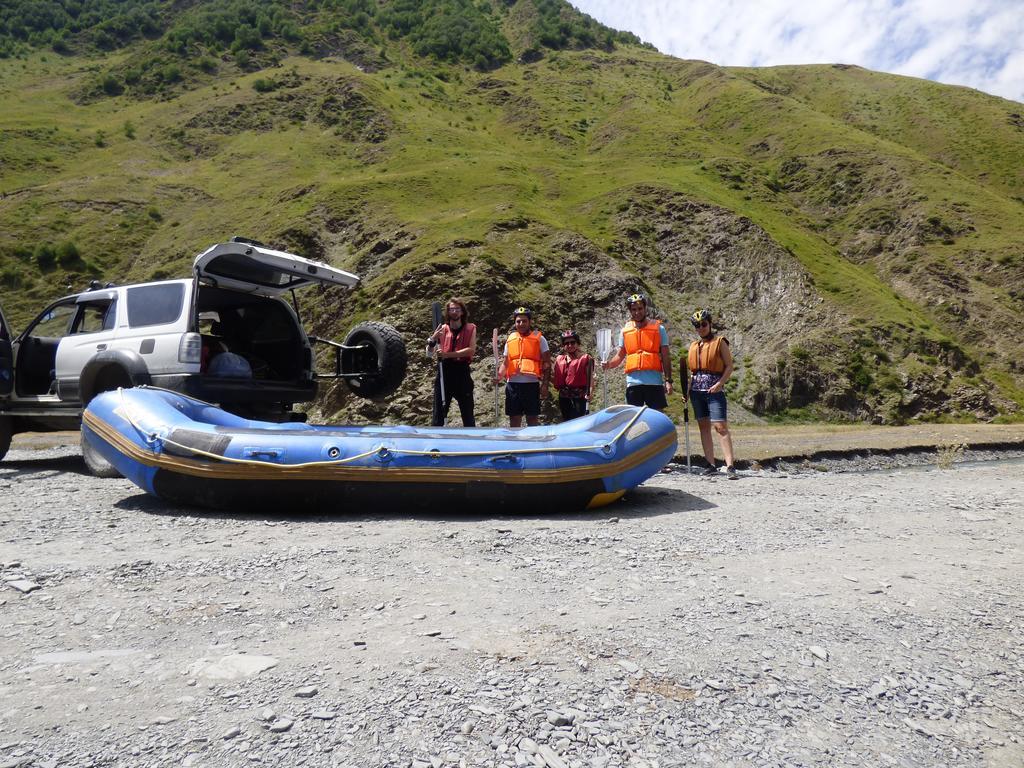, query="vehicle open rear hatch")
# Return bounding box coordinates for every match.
[194,237,405,401]
[193,239,359,295]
